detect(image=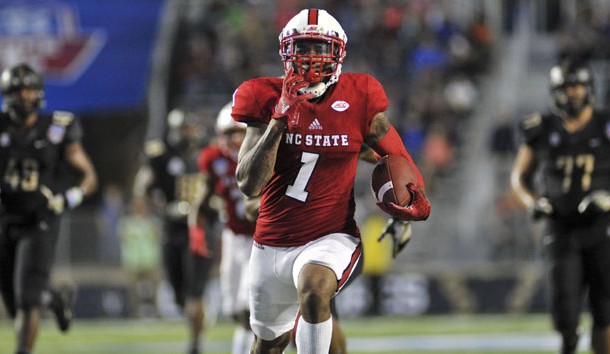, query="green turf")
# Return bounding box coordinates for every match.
[0,313,588,354]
